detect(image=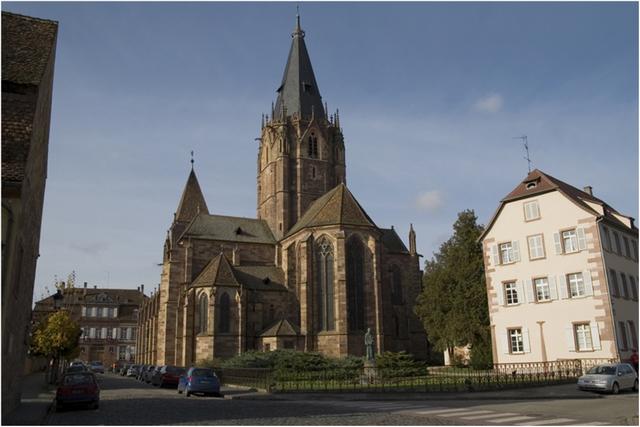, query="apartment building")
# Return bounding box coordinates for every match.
[480,169,638,364]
